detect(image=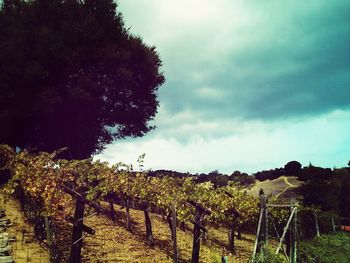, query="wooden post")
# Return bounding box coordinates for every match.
[69,198,85,263]
[171,204,178,263]
[290,201,297,263]
[314,212,320,237]
[252,208,263,260]
[257,193,268,253]
[275,207,296,255]
[44,216,53,260]
[66,216,95,235]
[331,217,336,232]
